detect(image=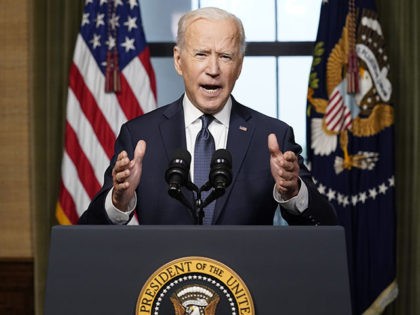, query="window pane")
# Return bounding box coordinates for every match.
[278,56,312,157]
[151,58,184,106]
[197,0,276,41]
[277,0,321,41]
[232,57,277,118]
[142,1,192,42]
